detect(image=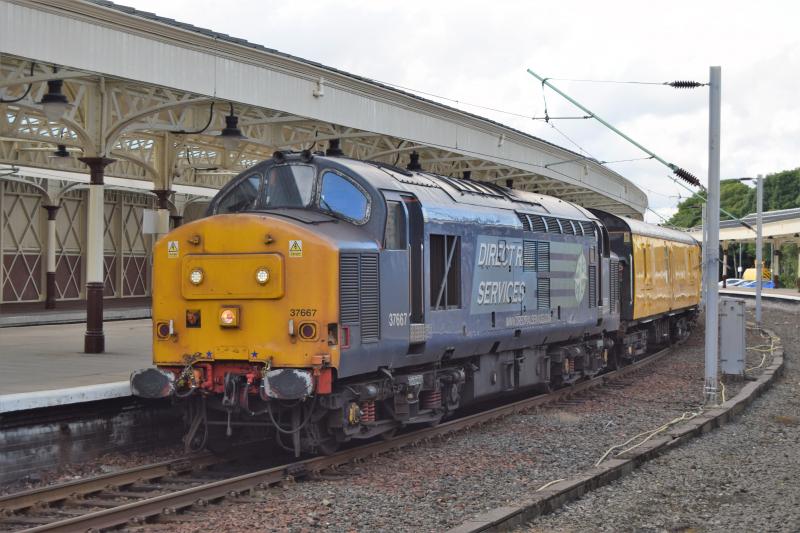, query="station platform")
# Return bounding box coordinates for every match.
[720,286,800,302]
[0,319,151,413]
[1,288,797,416]
[0,297,150,328]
